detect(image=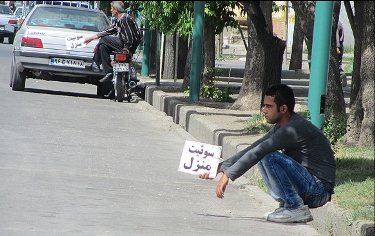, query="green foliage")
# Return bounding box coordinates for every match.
[138,1,243,38]
[244,114,273,134]
[184,84,234,103]
[323,114,347,146]
[139,1,194,37]
[272,1,288,12]
[204,1,242,34]
[299,110,311,120]
[99,1,141,18]
[201,84,234,102]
